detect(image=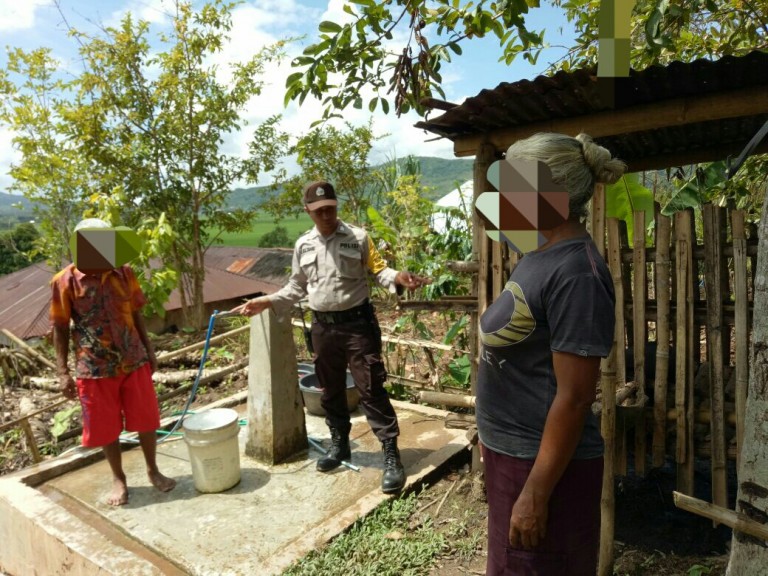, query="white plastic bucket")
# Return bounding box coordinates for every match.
[183,408,241,493]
